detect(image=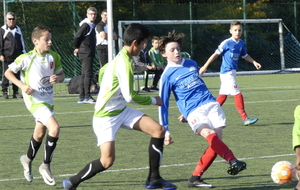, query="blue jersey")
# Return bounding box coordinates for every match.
[216,37,247,74]
[158,59,216,131]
